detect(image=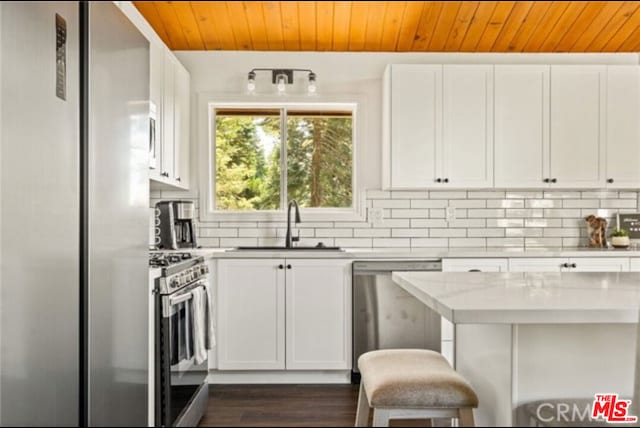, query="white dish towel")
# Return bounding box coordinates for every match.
[191,285,216,365]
